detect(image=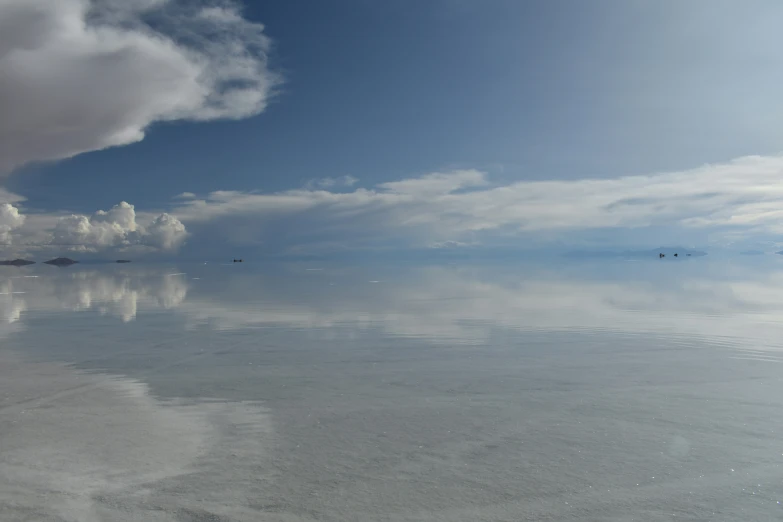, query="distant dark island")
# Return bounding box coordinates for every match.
[565,247,707,259]
[116,260,132,263]
[44,257,78,266]
[0,259,35,266]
